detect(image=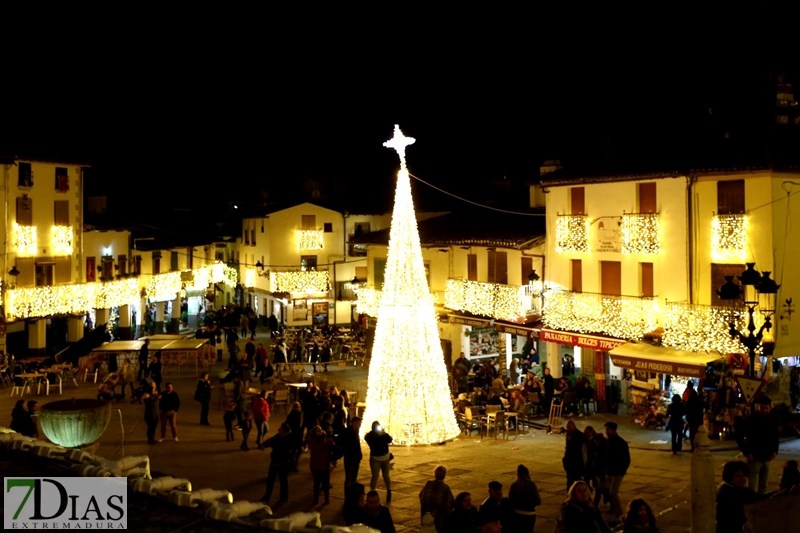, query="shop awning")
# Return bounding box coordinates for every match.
[608,343,724,378]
